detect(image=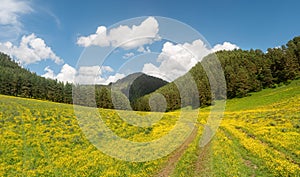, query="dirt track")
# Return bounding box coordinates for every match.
[155,126,199,177]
